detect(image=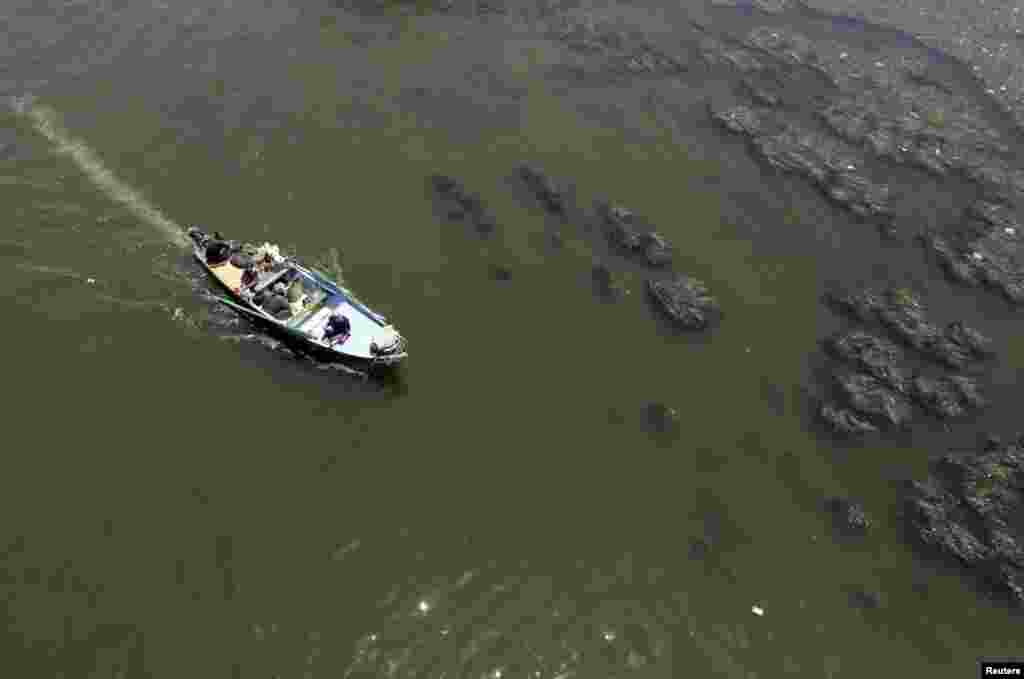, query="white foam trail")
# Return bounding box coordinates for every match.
[10,94,188,247]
